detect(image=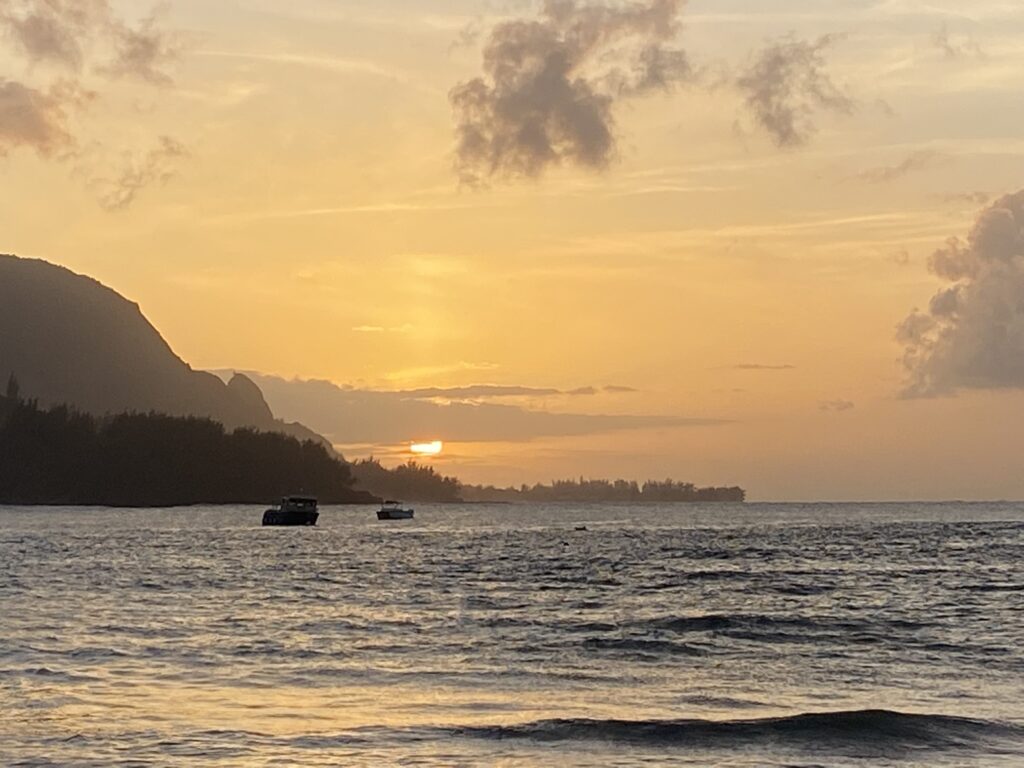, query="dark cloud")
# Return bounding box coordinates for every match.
[733,363,796,371]
[449,0,691,184]
[898,190,1024,397]
[87,135,187,211]
[0,78,89,157]
[820,399,854,412]
[229,372,720,445]
[858,150,946,184]
[604,385,638,393]
[735,34,852,148]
